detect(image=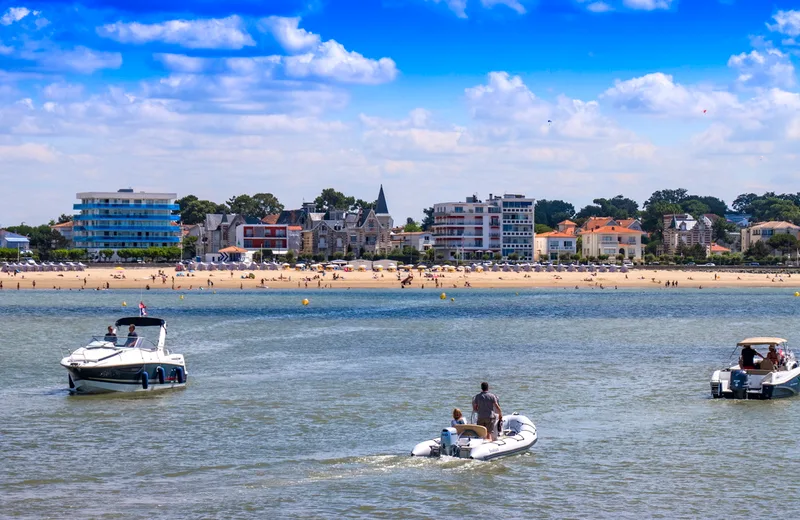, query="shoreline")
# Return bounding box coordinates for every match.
[3,266,800,291]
